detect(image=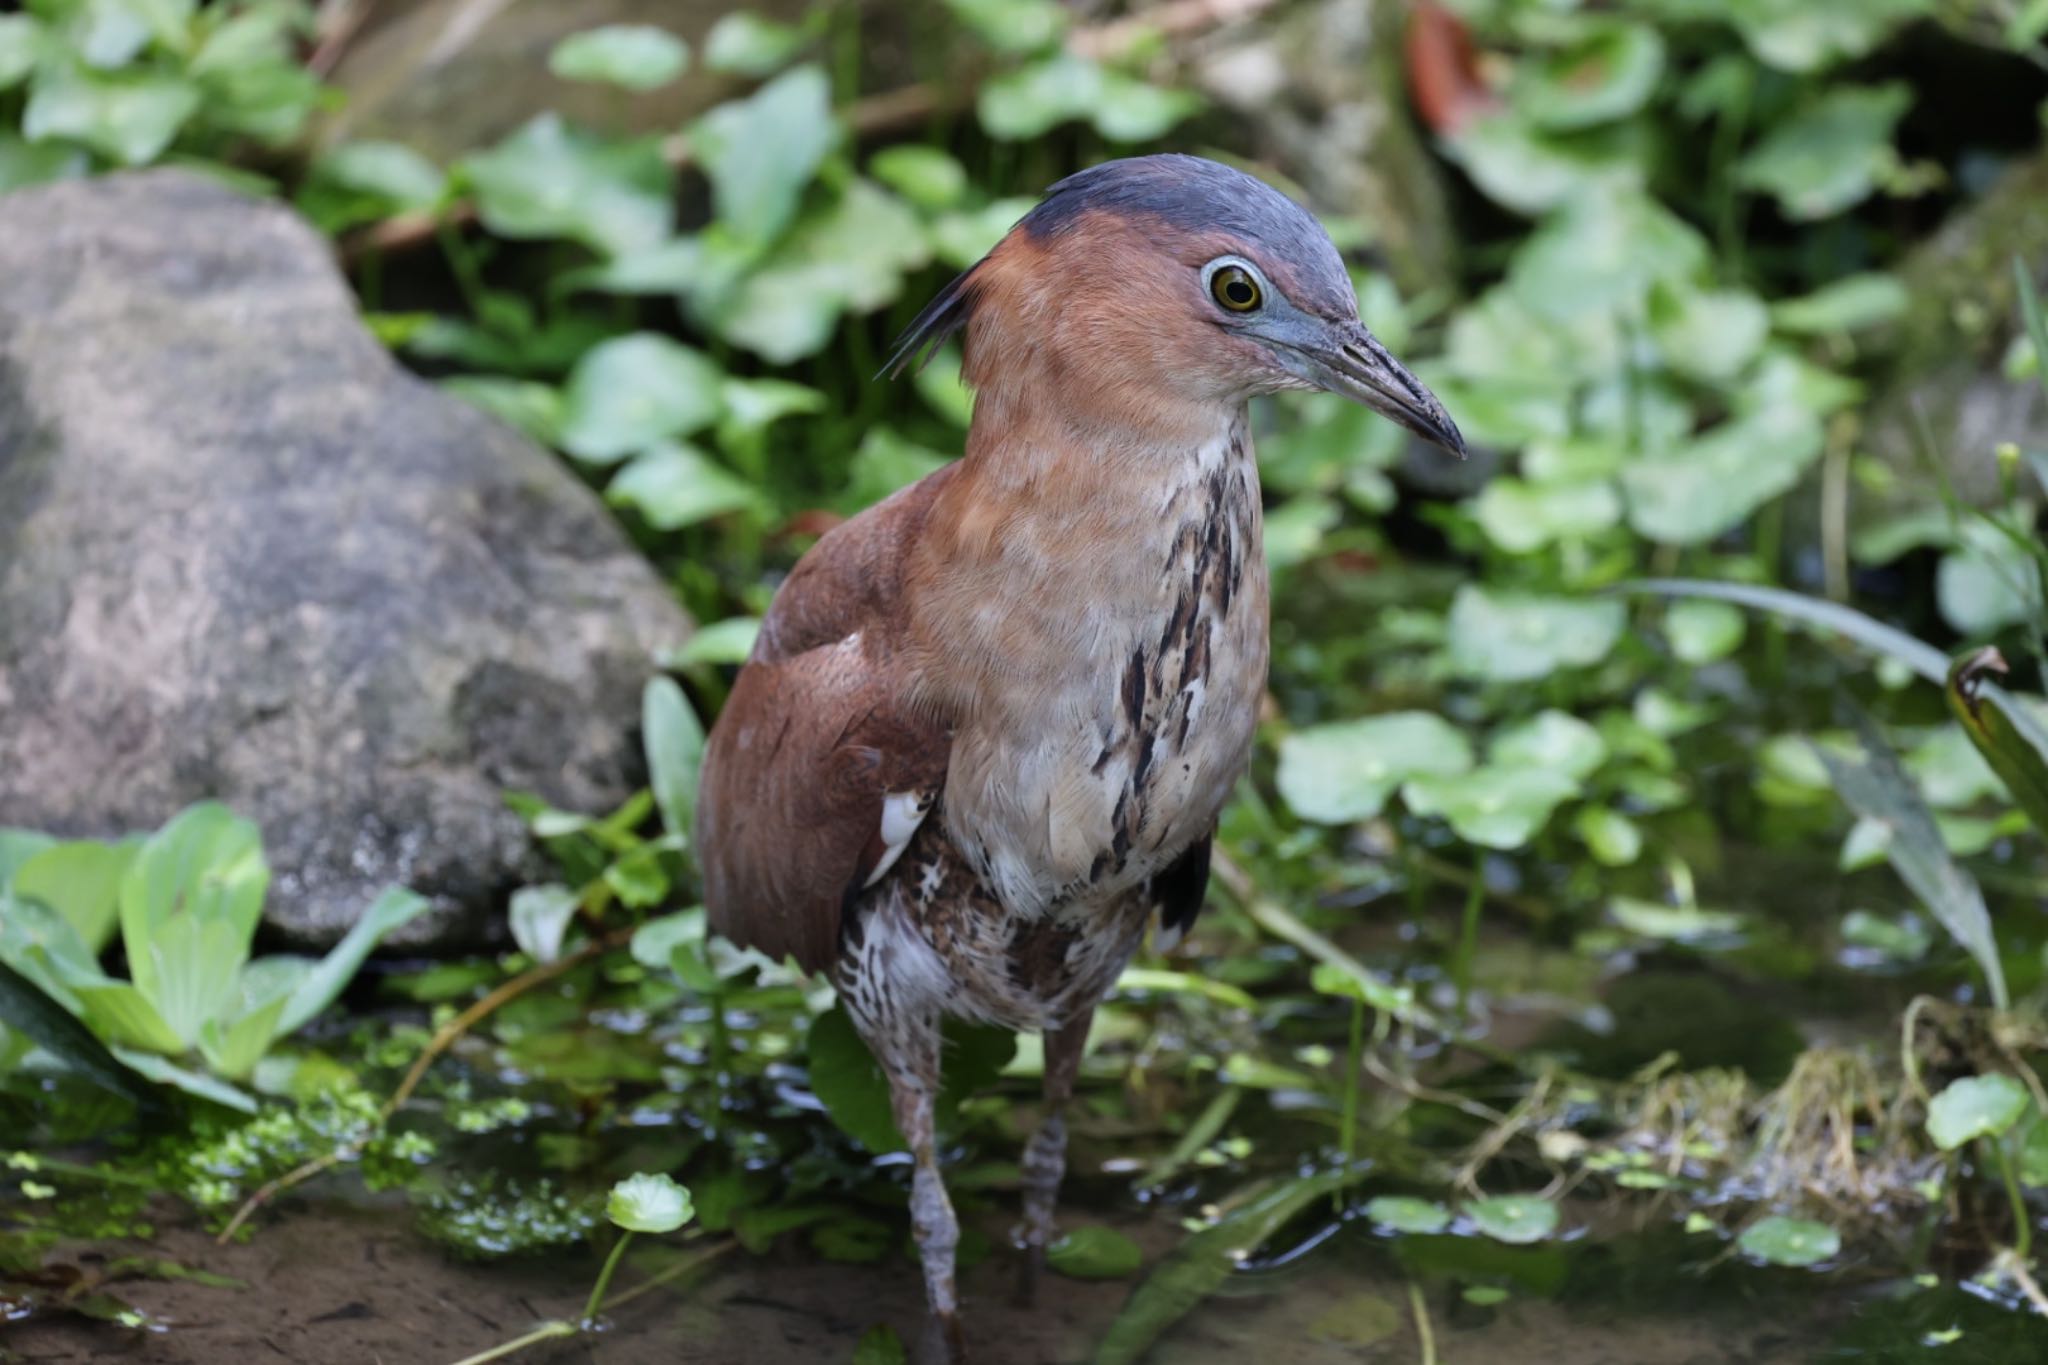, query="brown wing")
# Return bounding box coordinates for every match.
[697,465,959,973]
